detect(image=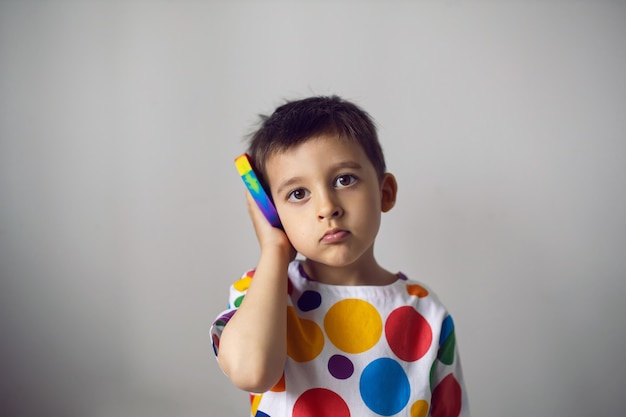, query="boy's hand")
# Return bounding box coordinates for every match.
[245,191,296,261]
